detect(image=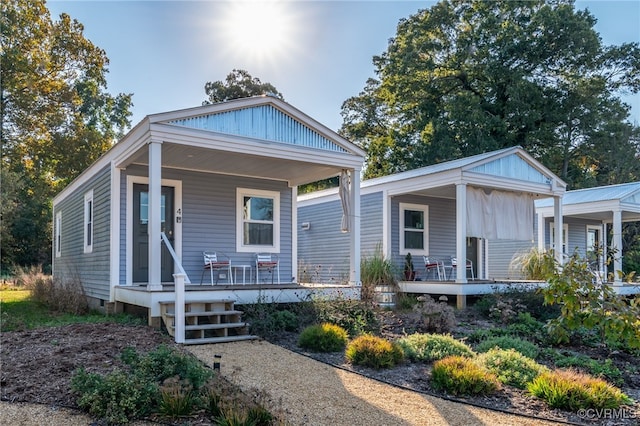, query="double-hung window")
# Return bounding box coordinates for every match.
[84,190,94,253]
[399,203,428,255]
[549,222,568,254]
[237,188,280,253]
